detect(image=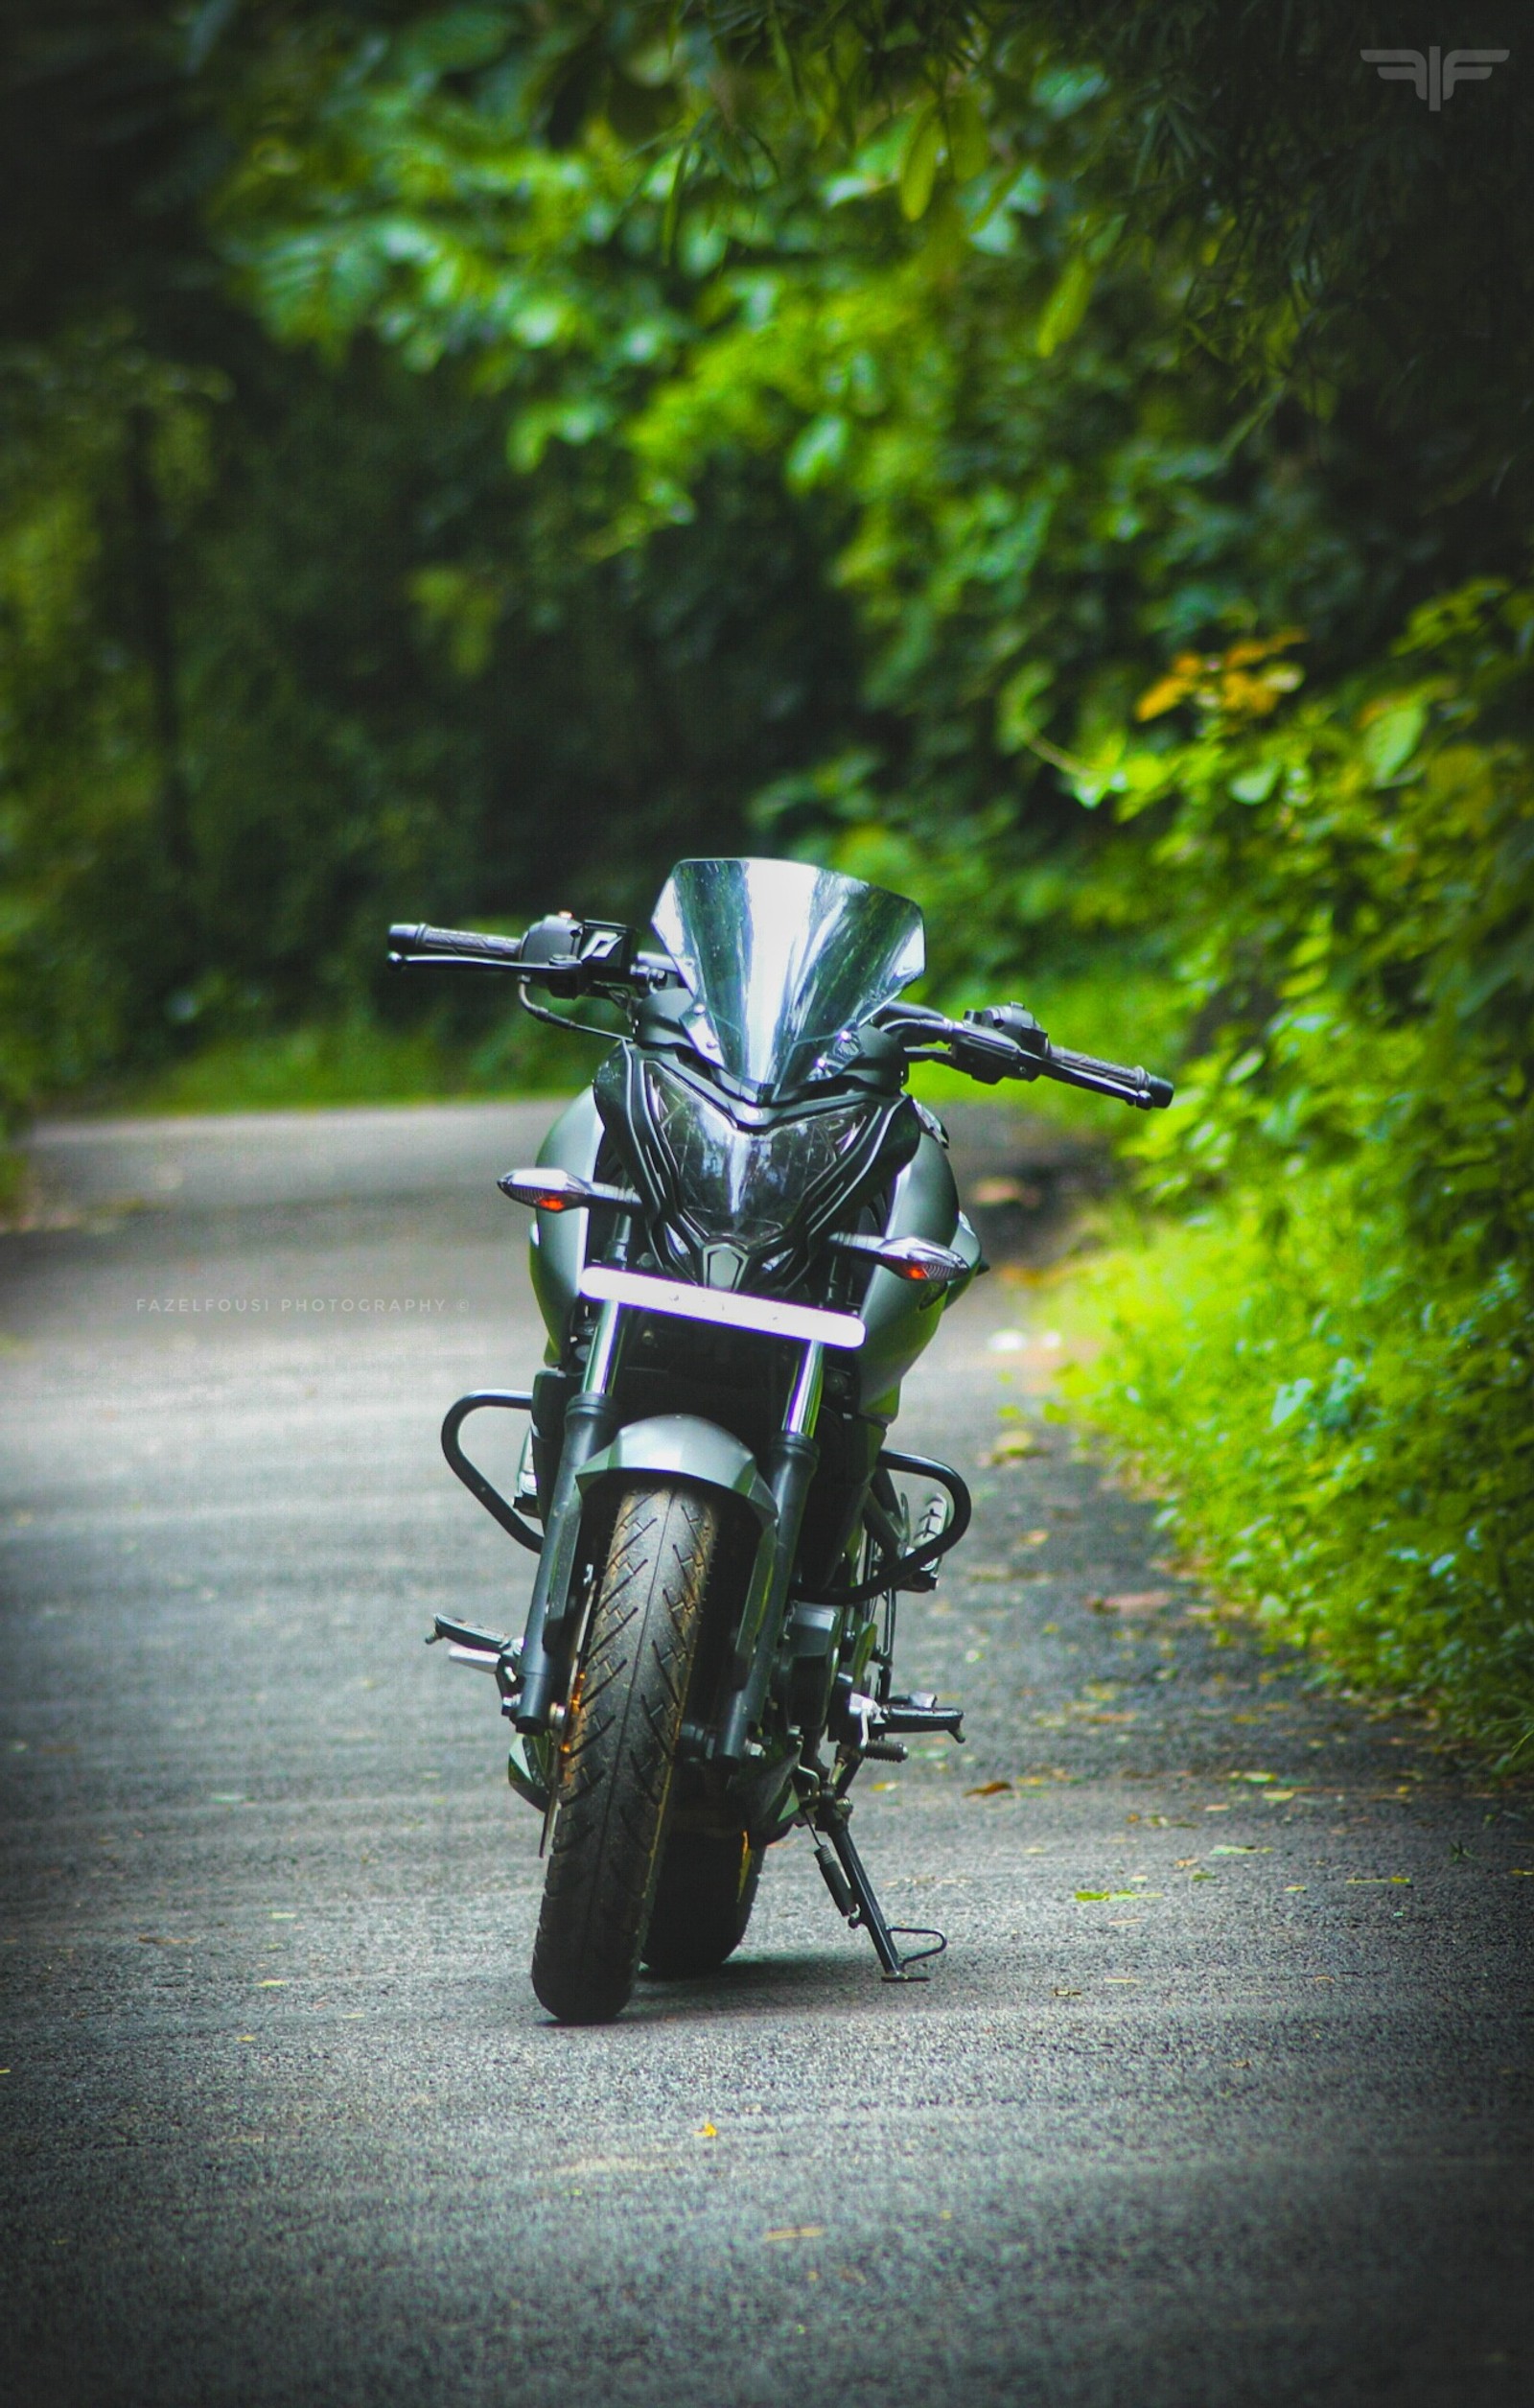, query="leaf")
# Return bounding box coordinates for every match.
[1075,1888,1138,1902]
[1035,254,1095,358]
[1135,670,1194,721]
[764,2226,825,2243]
[899,105,942,221]
[1359,696,1427,783]
[1096,1589,1173,1615]
[986,1432,1050,1463]
[1229,760,1282,805]
[945,93,989,183]
[785,413,849,492]
[996,660,1056,751]
[696,2121,718,2138]
[965,1779,1012,1796]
